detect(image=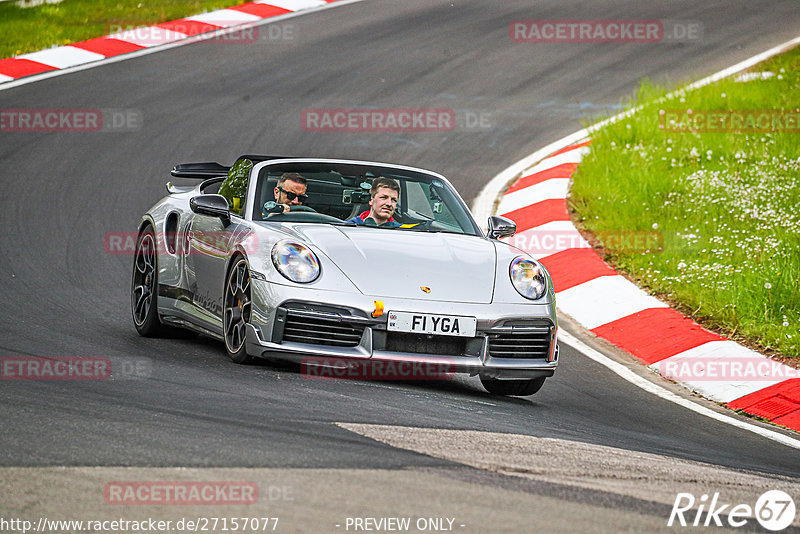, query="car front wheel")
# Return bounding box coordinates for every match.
[224,256,255,364]
[480,376,546,396]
